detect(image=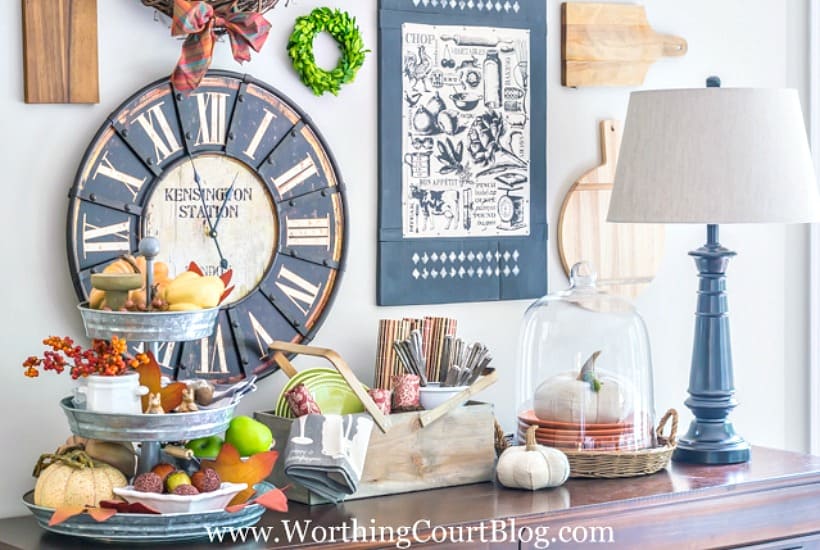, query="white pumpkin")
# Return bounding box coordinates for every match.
[533,352,633,423]
[497,426,570,490]
[34,459,127,508]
